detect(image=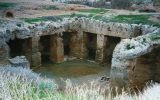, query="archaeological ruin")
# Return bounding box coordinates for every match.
[0,0,160,92]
